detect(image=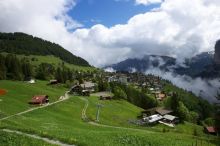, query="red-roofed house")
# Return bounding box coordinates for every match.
[204,126,218,135]
[28,95,49,105]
